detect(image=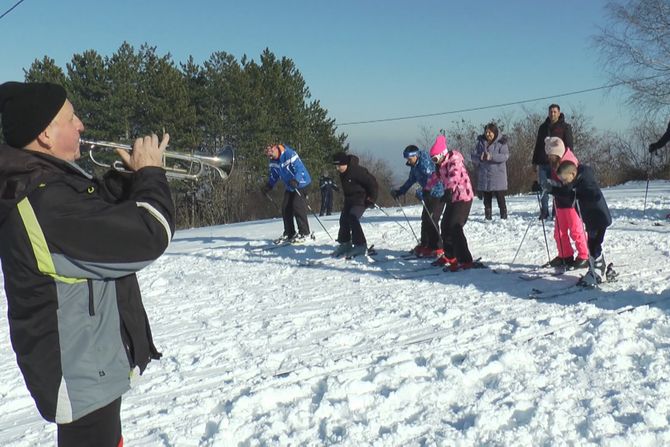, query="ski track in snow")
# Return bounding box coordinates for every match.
[1,181,670,446]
